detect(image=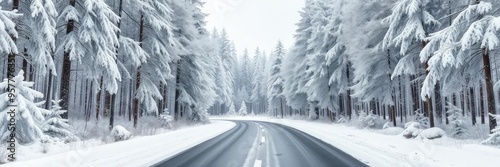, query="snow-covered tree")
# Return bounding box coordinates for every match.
[0,2,21,77]
[0,70,49,144]
[414,110,429,129]
[58,0,121,93]
[421,1,498,131]
[483,114,500,146]
[235,86,249,110]
[238,101,247,116]
[282,0,314,111]
[25,0,58,76]
[303,0,338,112]
[344,0,398,122]
[133,0,180,117]
[383,0,445,128]
[268,41,286,117]
[226,103,236,116]
[42,99,78,142]
[446,103,466,137]
[239,49,253,93]
[357,111,376,129]
[172,0,217,122]
[212,29,234,113]
[250,48,265,113]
